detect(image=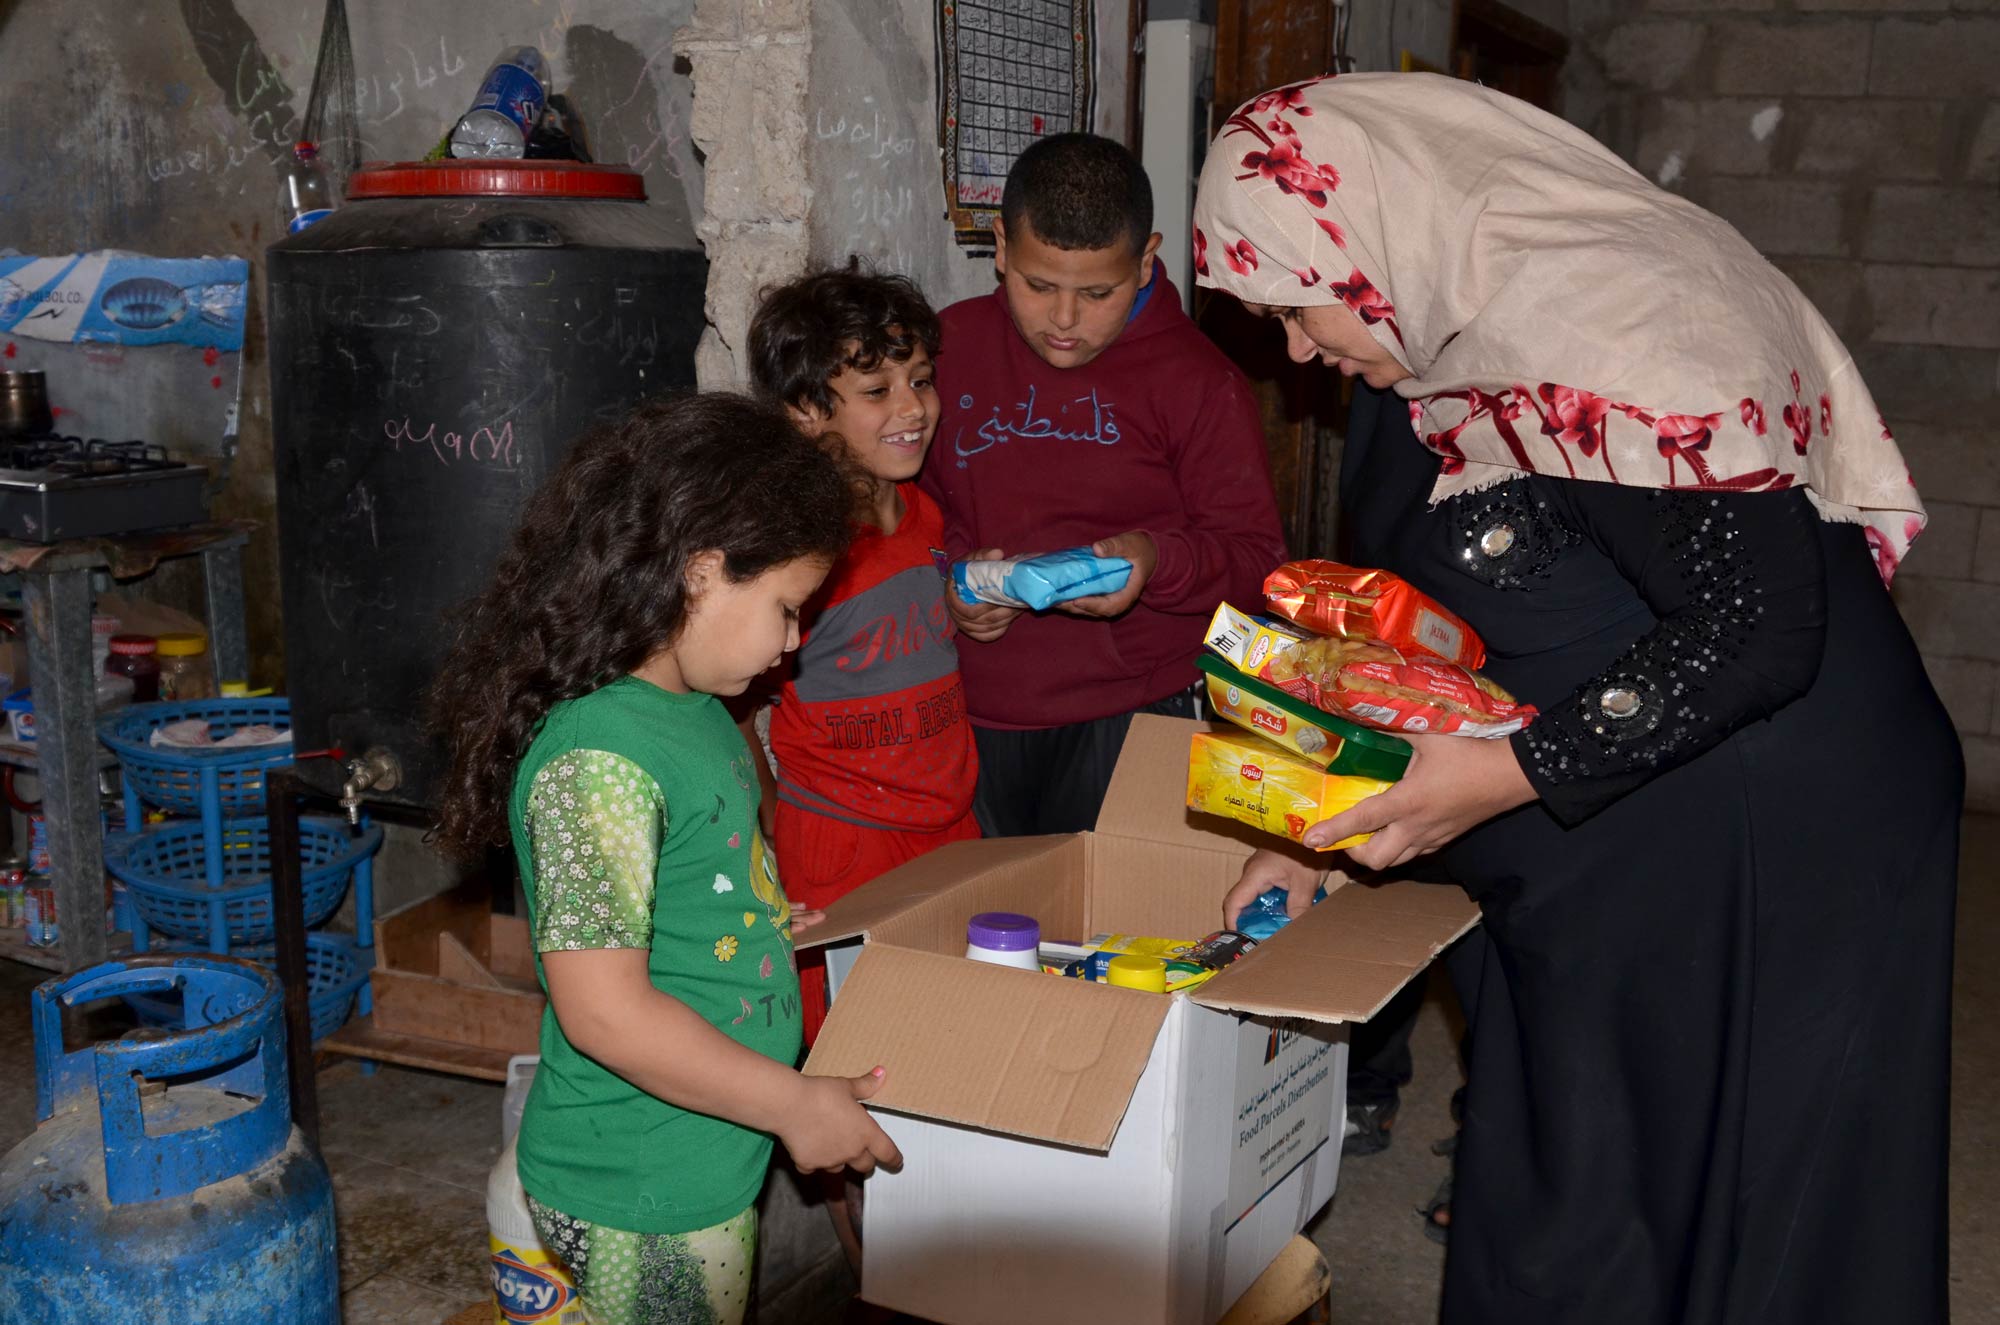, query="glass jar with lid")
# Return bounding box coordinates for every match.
[105,635,160,703]
[156,631,217,701]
